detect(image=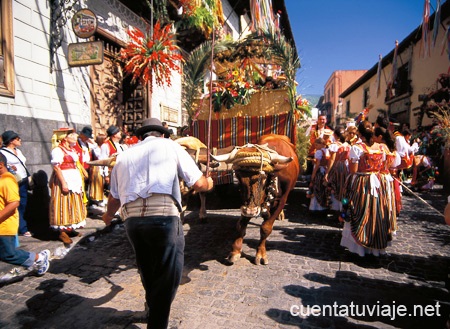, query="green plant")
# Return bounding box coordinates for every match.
[431,105,450,147]
[295,125,309,172]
